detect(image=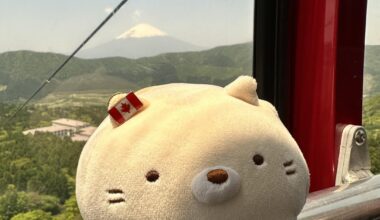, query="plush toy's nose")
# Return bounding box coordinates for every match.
[191,166,241,204]
[207,169,228,184]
